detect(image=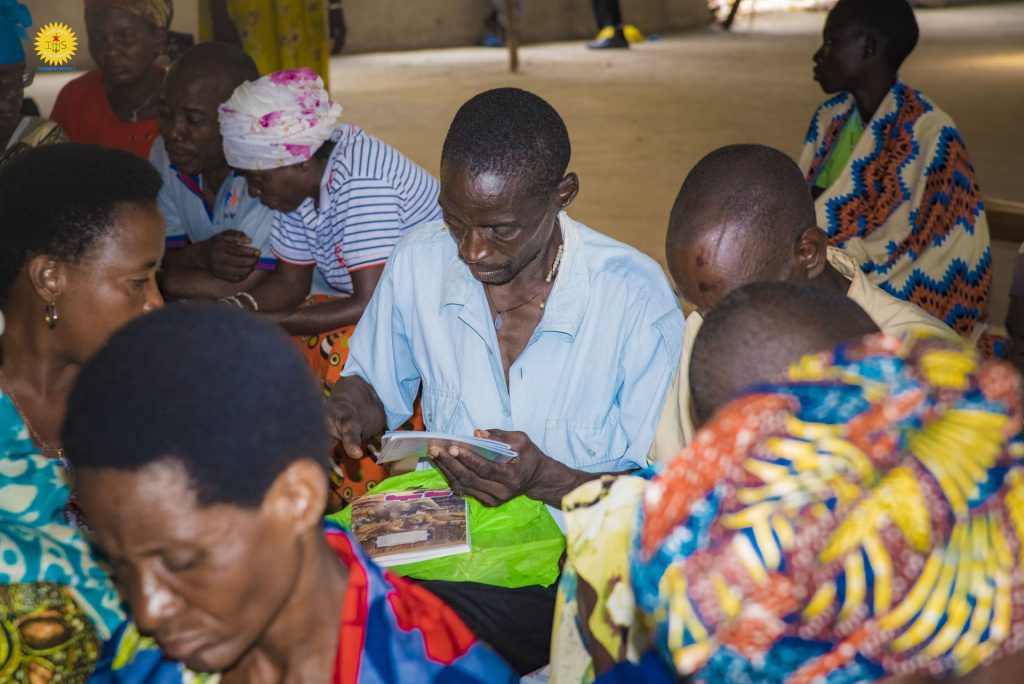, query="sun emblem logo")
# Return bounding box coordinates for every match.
[34,22,78,67]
